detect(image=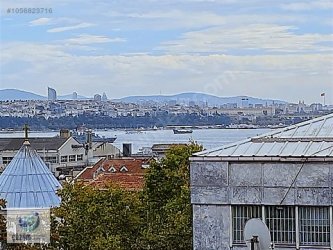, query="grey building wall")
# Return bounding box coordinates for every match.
[193,205,230,250]
[191,160,333,250]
